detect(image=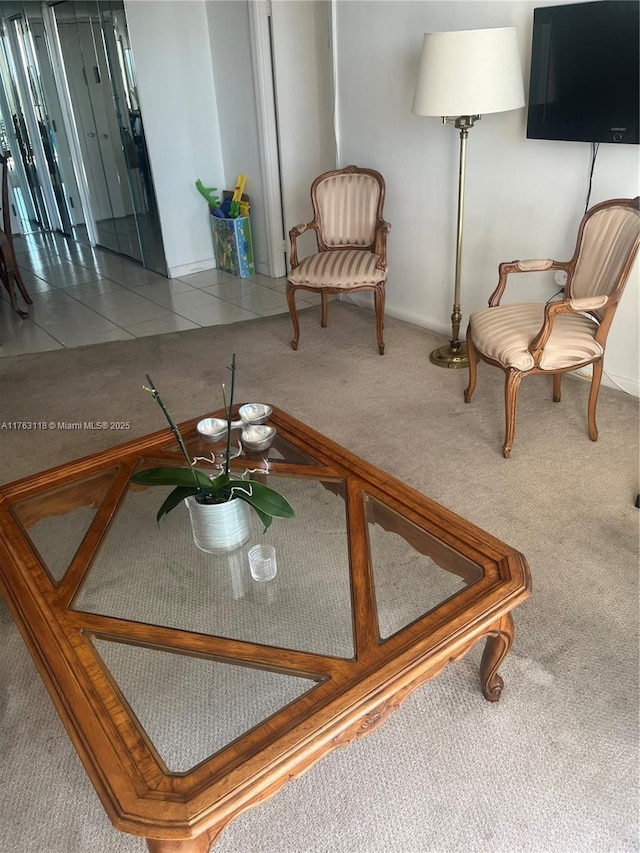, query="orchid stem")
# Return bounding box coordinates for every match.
[224,354,236,476]
[144,375,202,494]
